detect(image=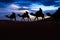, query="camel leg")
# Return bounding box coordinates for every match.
[42,17,43,20]
[34,17,36,21]
[20,18,22,21]
[21,17,24,21]
[15,18,16,21]
[37,17,38,21]
[24,19,25,21]
[27,18,29,21]
[23,18,25,21]
[28,18,31,21]
[42,17,44,20]
[10,19,13,21]
[22,18,24,21]
[29,18,31,21]
[28,18,30,21]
